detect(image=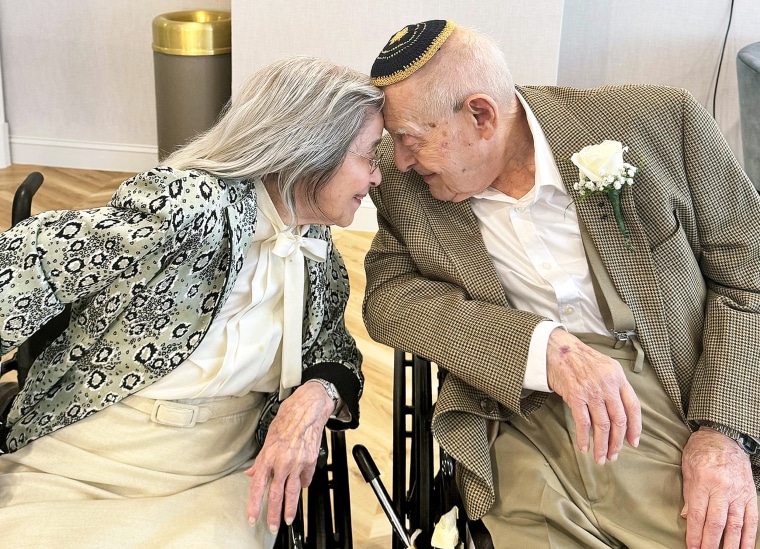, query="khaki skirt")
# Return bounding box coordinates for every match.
[0,392,276,548]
